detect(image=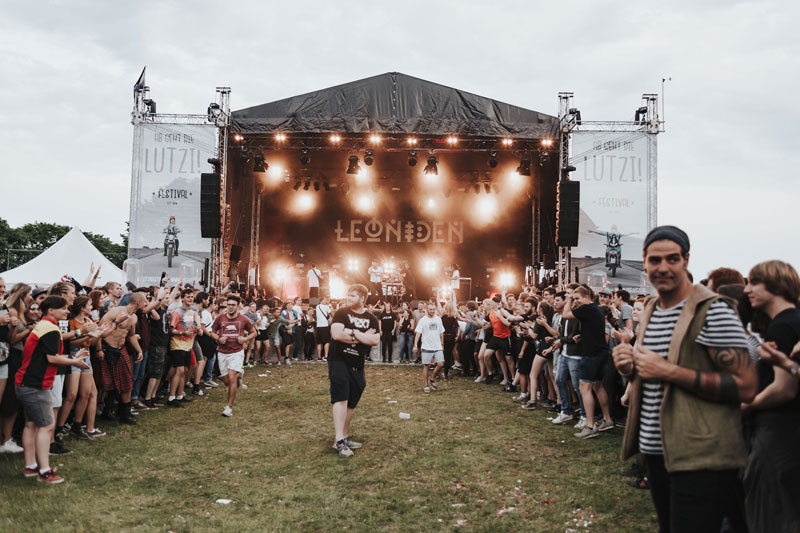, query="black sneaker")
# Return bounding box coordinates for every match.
[485,374,495,384]
[71,424,90,440]
[429,381,438,391]
[627,476,649,490]
[177,396,194,403]
[49,441,72,455]
[167,399,184,408]
[503,384,517,393]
